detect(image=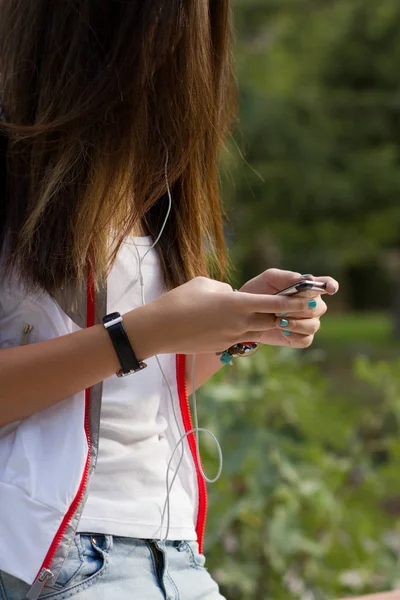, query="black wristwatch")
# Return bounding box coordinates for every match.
[102,312,147,377]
